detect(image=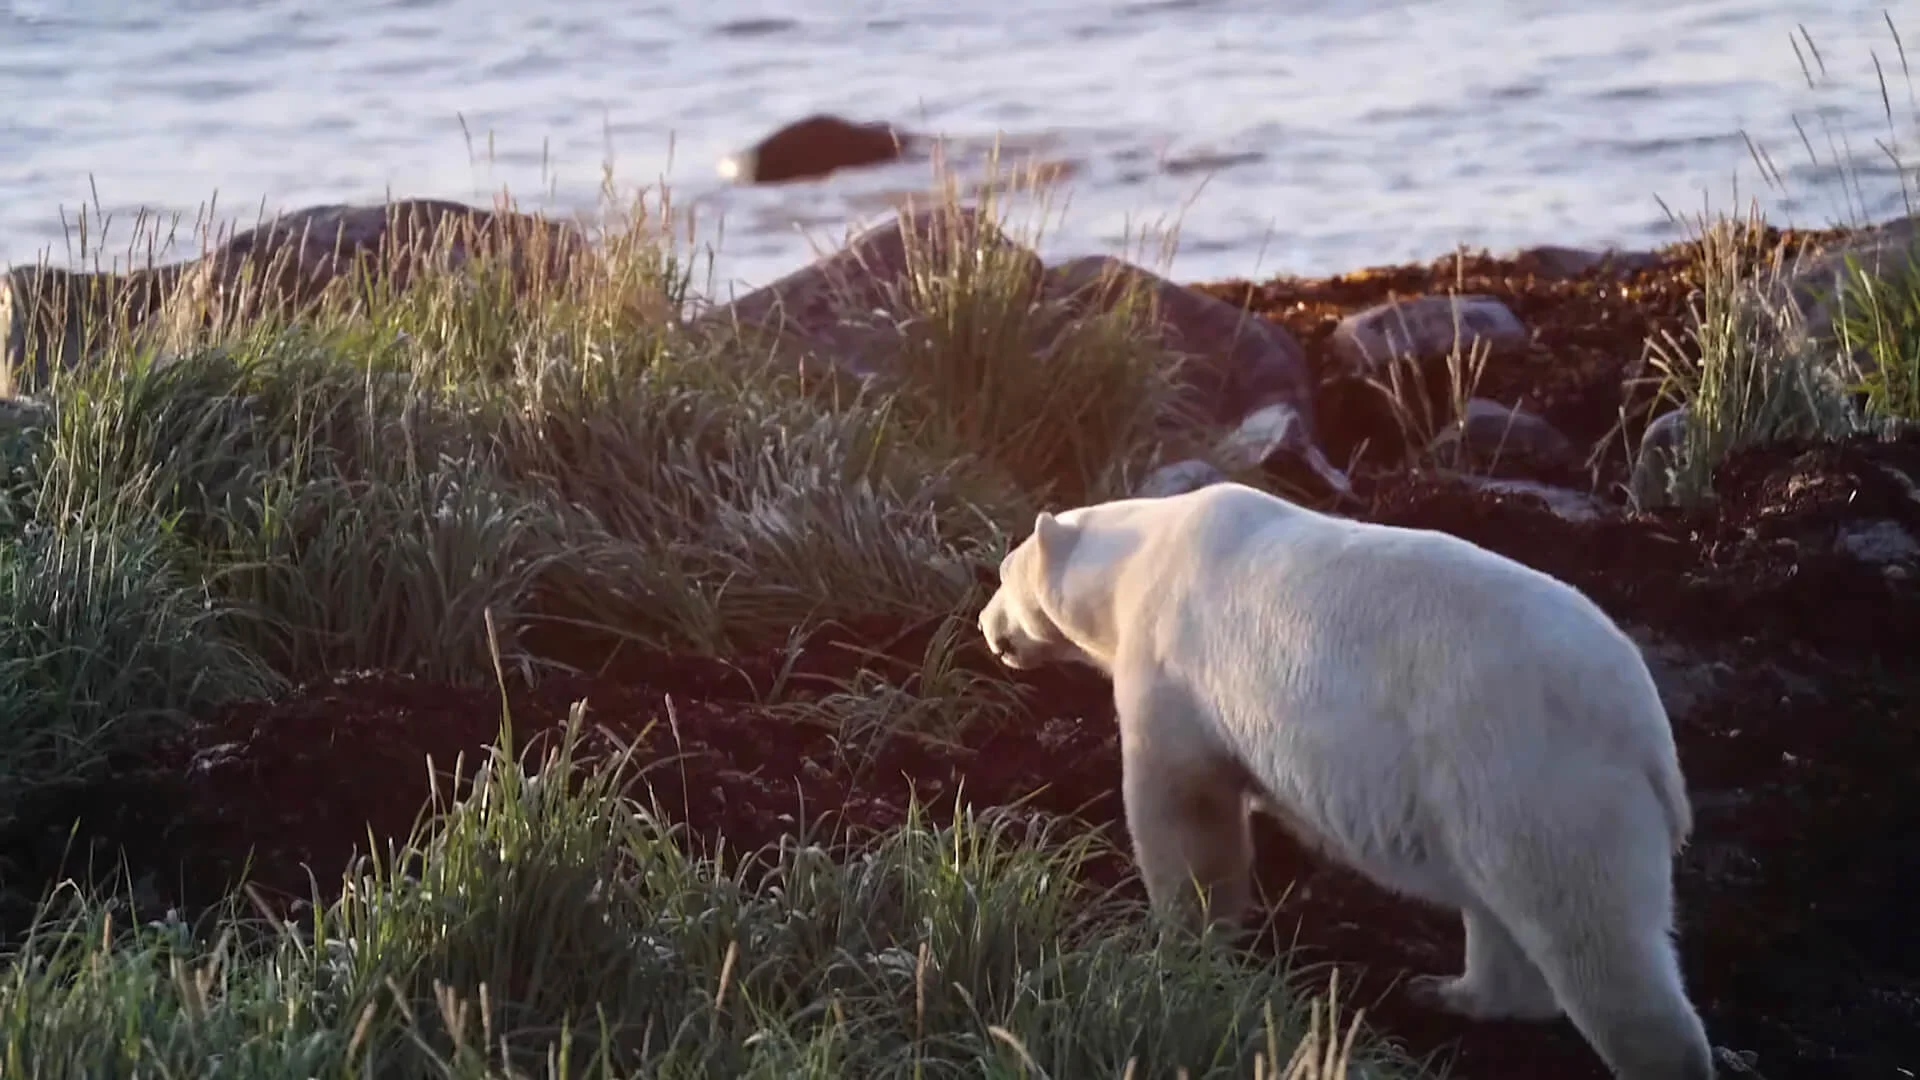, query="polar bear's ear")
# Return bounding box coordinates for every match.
[1031,511,1075,564]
